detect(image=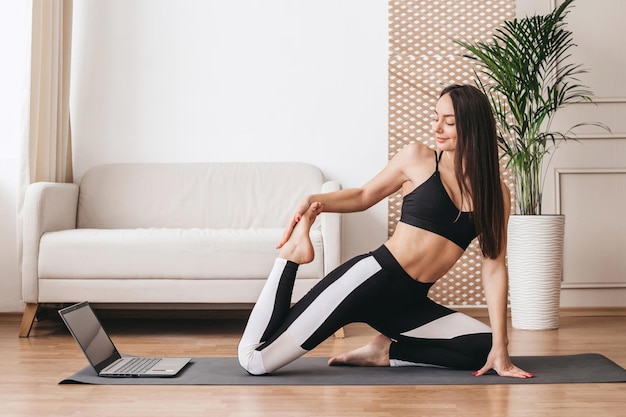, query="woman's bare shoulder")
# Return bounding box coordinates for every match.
[396,142,434,162]
[391,142,437,183]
